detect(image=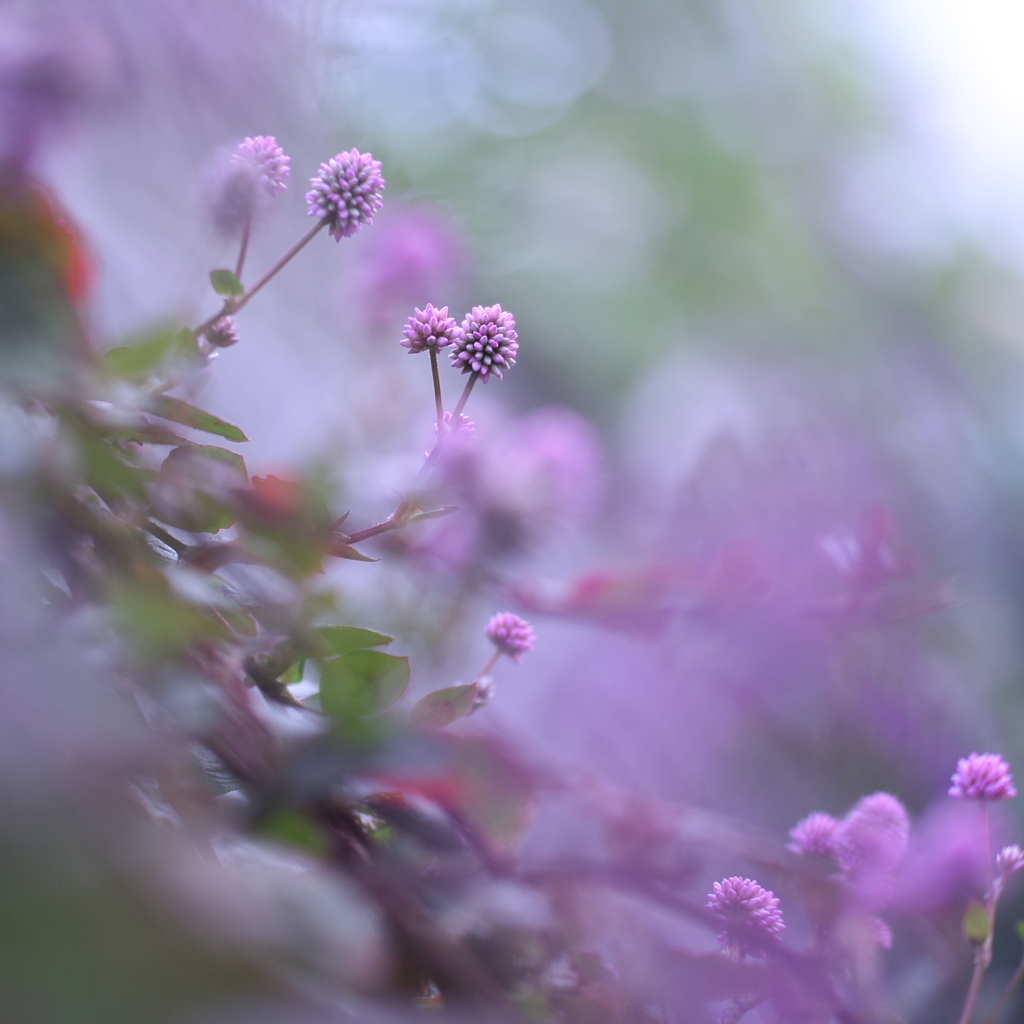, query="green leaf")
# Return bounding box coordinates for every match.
[109,421,192,447]
[210,269,244,297]
[1016,920,1024,943]
[410,683,477,729]
[150,396,248,443]
[314,626,393,656]
[279,659,304,685]
[165,443,247,478]
[104,328,197,379]
[256,808,328,855]
[964,901,990,944]
[320,650,410,721]
[154,445,248,533]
